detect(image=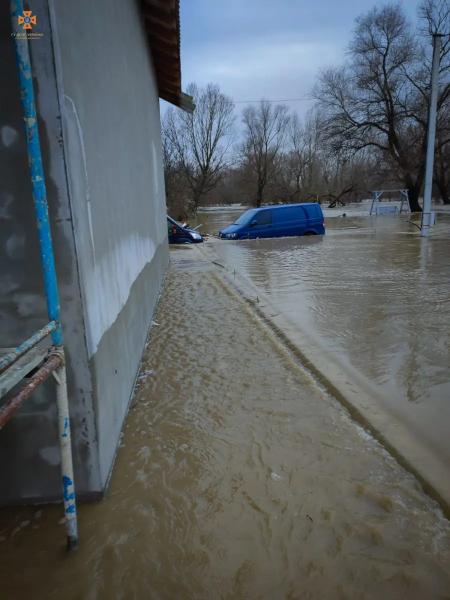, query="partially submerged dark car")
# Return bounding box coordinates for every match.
[167,216,203,244]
